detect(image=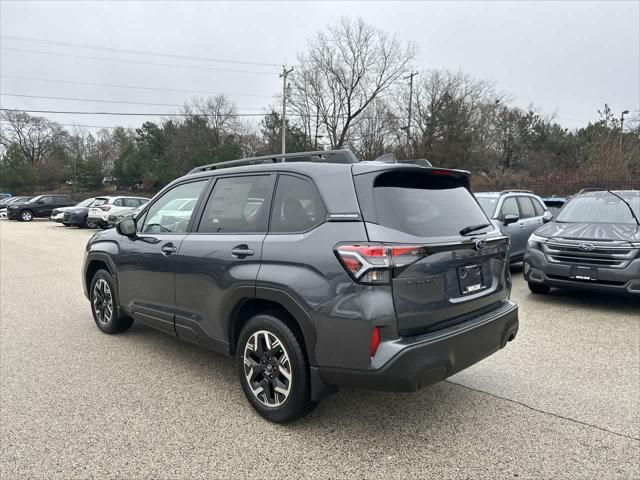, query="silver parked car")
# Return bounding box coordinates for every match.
[475,190,552,262]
